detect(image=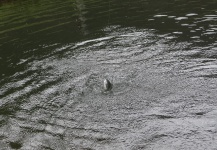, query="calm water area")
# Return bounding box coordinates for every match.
[1,0,217,149]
